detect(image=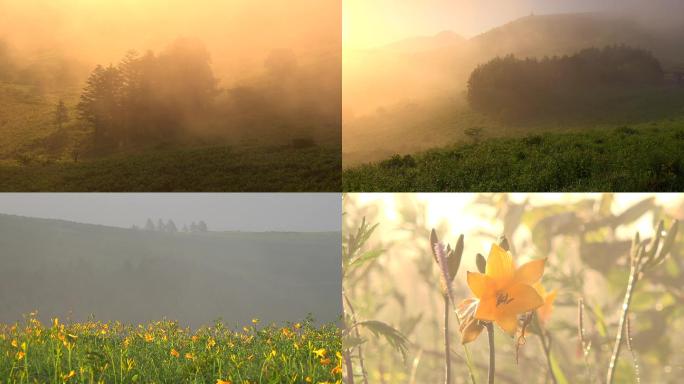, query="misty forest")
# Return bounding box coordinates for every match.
[0,1,340,191]
[0,213,342,382]
[343,12,684,191]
